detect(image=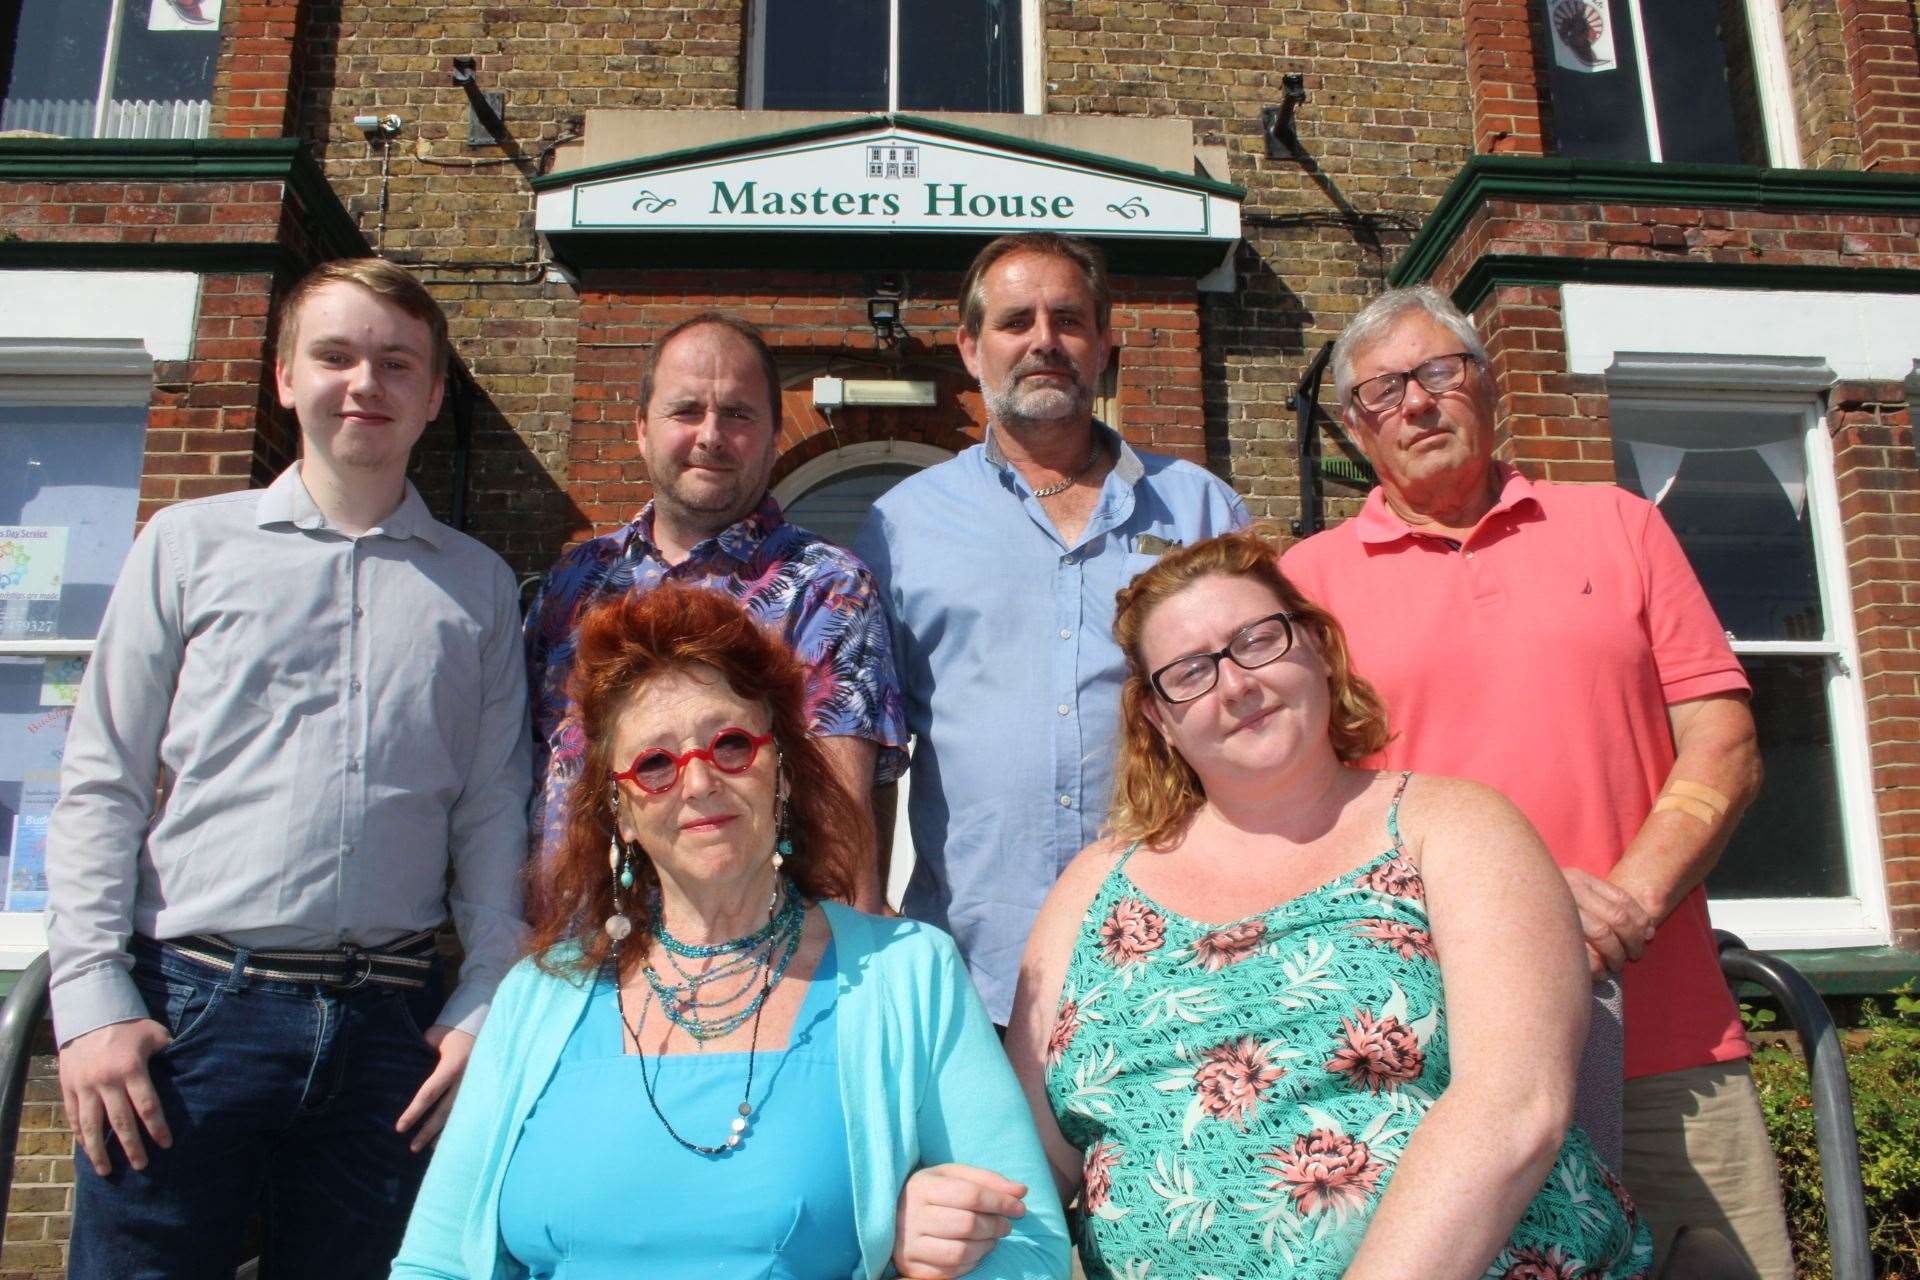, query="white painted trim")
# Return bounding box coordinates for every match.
[1622,0,1664,161]
[1708,899,1889,951]
[0,271,201,363]
[93,0,129,139]
[1564,285,1920,382]
[0,340,153,406]
[885,0,901,113]
[0,640,96,657]
[772,438,953,505]
[743,2,767,110]
[1744,0,1803,167]
[1022,0,1045,114]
